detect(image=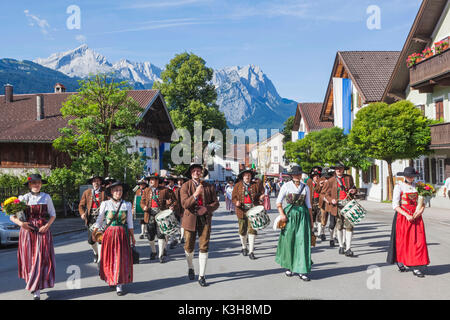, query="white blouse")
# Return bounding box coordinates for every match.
[94,200,133,229]
[19,192,56,217]
[392,182,417,210]
[276,180,312,209]
[225,185,233,199]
